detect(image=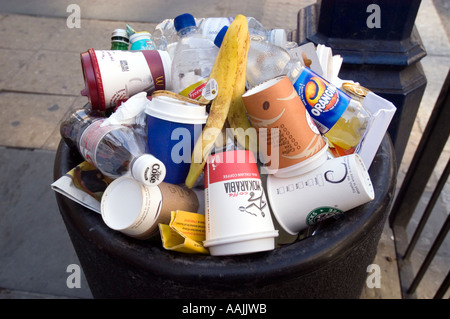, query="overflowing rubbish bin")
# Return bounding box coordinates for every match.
[54,133,395,298]
[52,12,398,298]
